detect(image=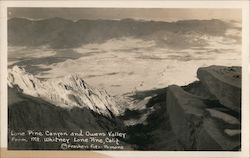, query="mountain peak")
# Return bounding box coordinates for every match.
[64,73,83,81]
